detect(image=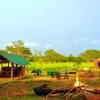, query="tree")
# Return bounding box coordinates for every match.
[0,50,8,53]
[79,49,100,62]
[67,54,75,62]
[75,56,83,64]
[44,49,67,62]
[6,40,32,60]
[31,50,44,62]
[34,49,42,56]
